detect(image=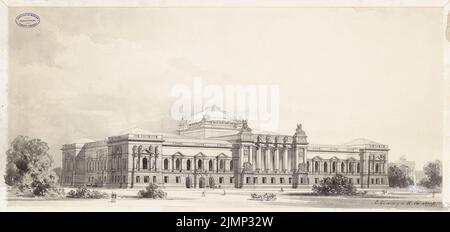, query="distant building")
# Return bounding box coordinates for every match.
[60,105,389,189]
[415,170,426,182]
